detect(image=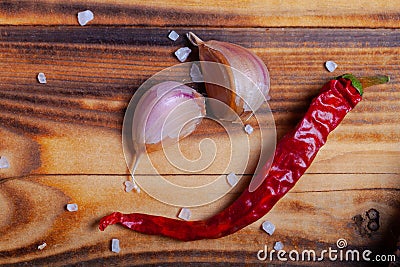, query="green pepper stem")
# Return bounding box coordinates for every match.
[359,75,390,89]
[337,74,390,95]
